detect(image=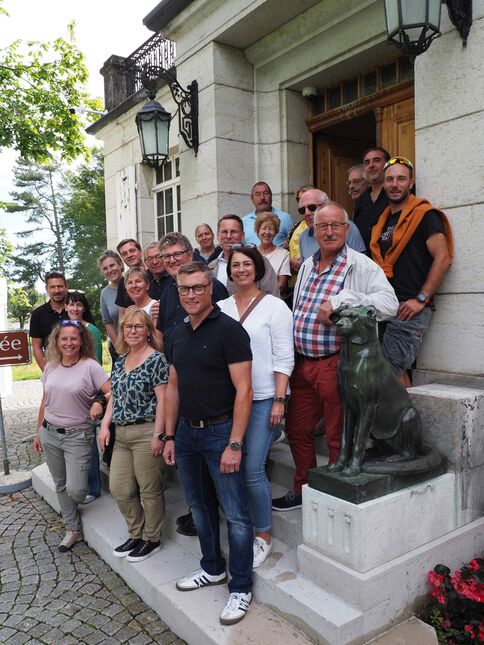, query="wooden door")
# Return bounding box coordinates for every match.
[380,97,415,163]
